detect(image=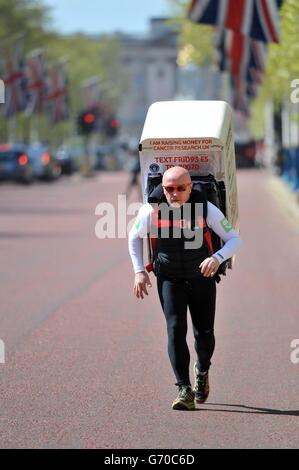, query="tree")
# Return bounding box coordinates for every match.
[0,1,127,146]
[169,0,299,137]
[251,0,299,136]
[167,0,214,67]
[0,0,54,49]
